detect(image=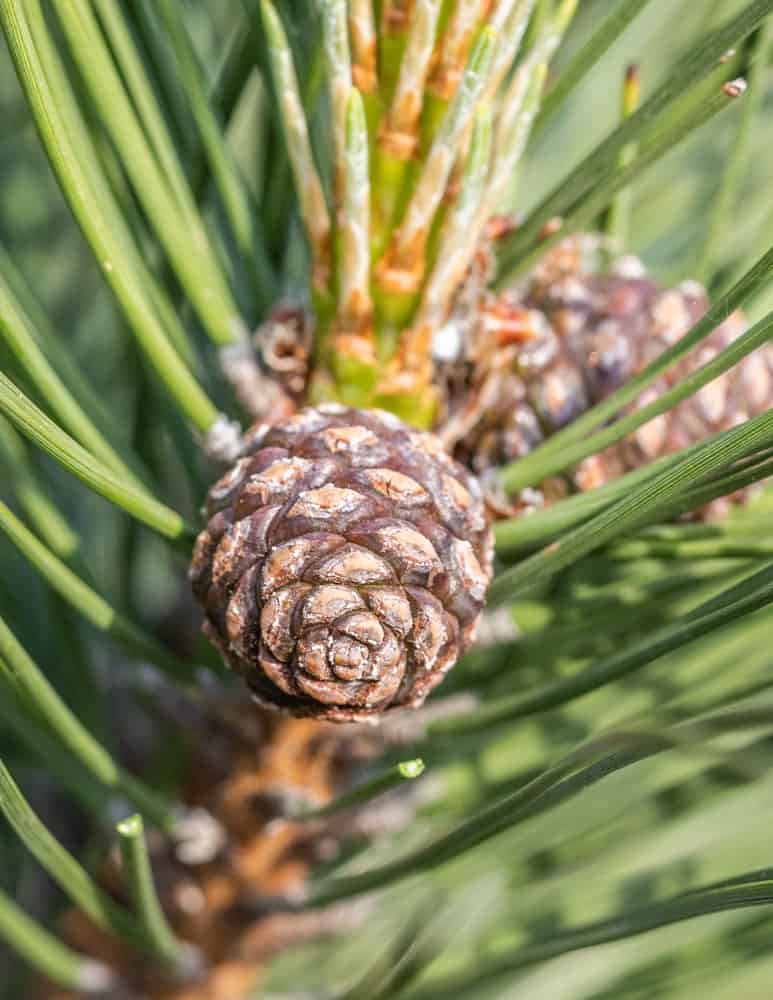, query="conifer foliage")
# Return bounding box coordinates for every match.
[1,2,773,998]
